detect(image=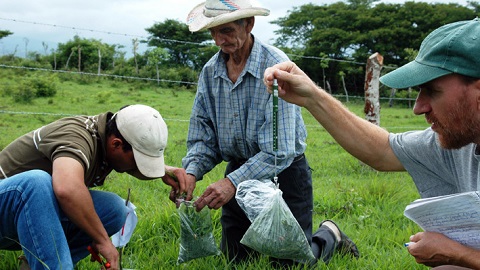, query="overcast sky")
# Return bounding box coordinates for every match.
[0,0,471,56]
